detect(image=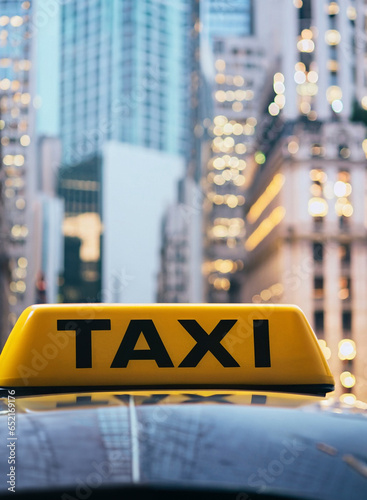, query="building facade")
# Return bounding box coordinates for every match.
[60,0,195,167]
[201,34,267,301]
[0,0,36,343]
[157,177,202,302]
[241,0,367,401]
